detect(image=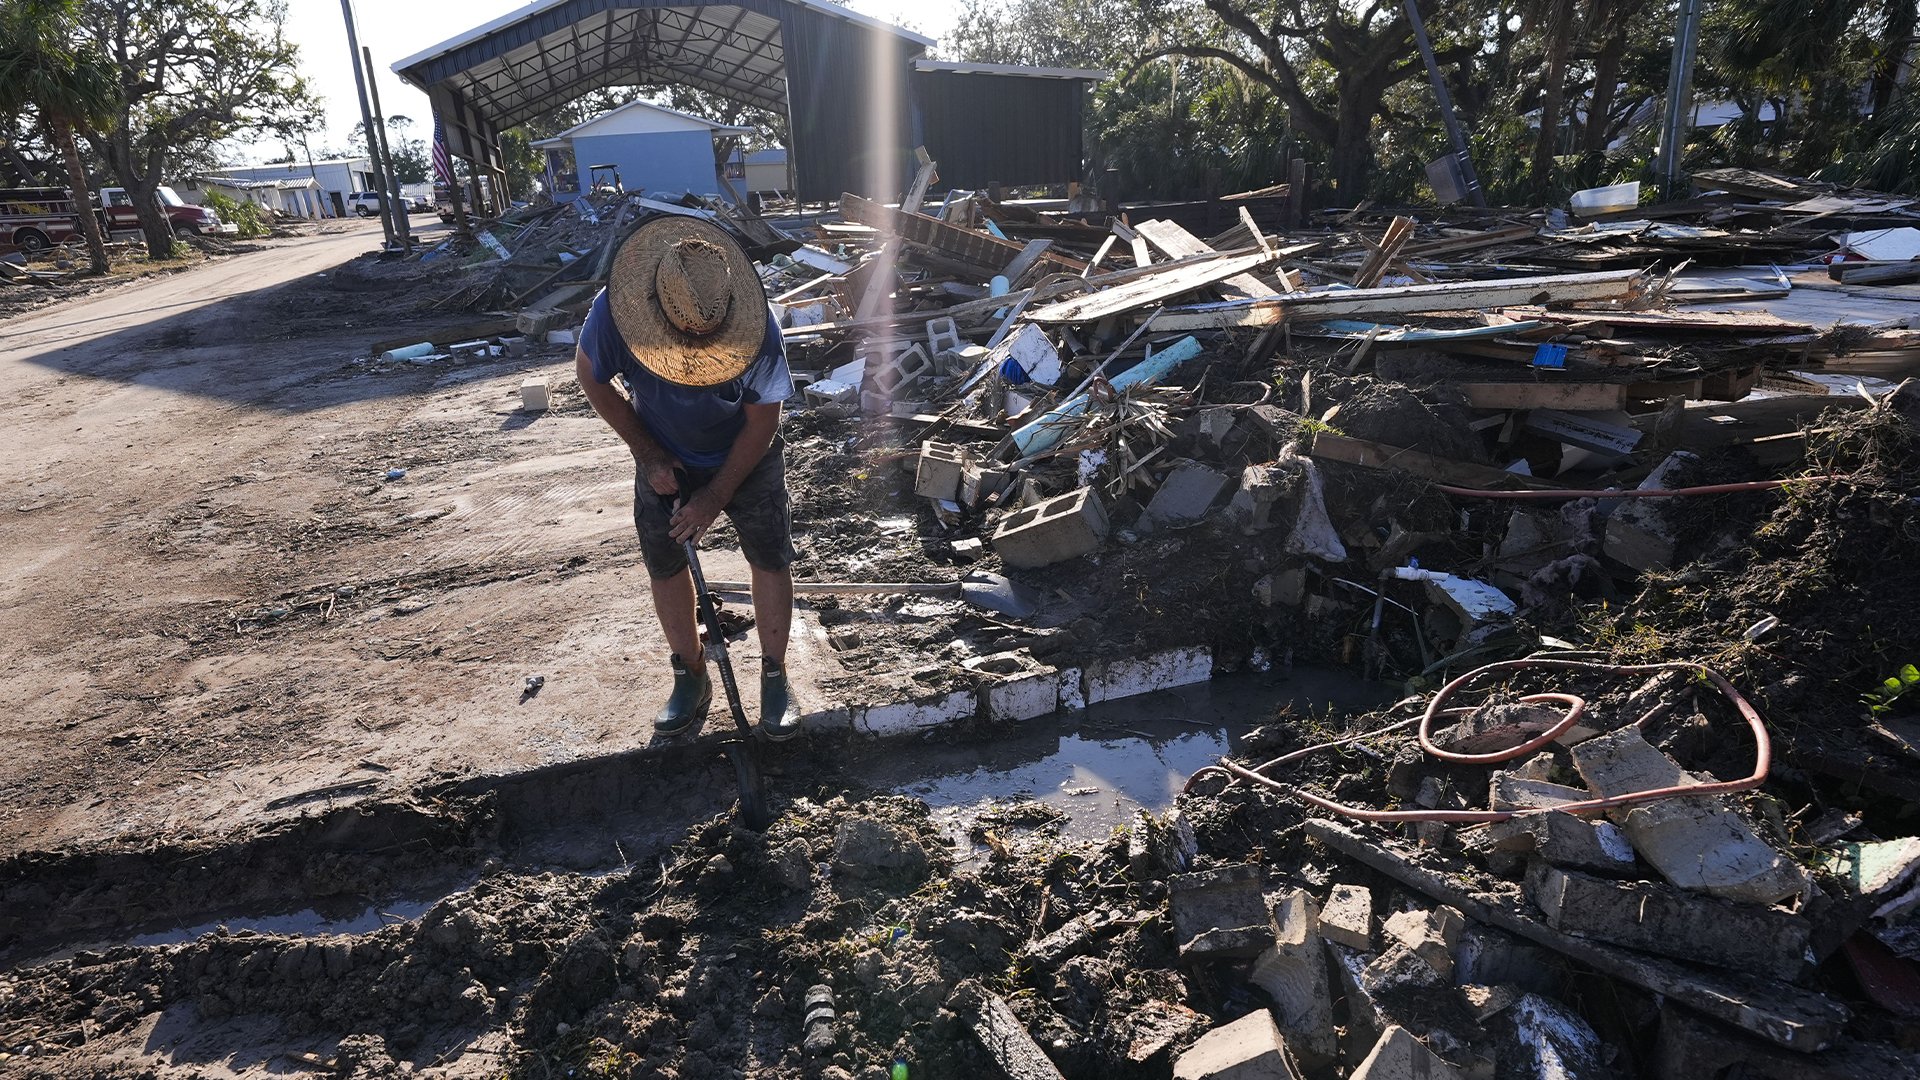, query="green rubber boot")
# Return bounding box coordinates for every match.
[759,658,803,742]
[654,652,712,736]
